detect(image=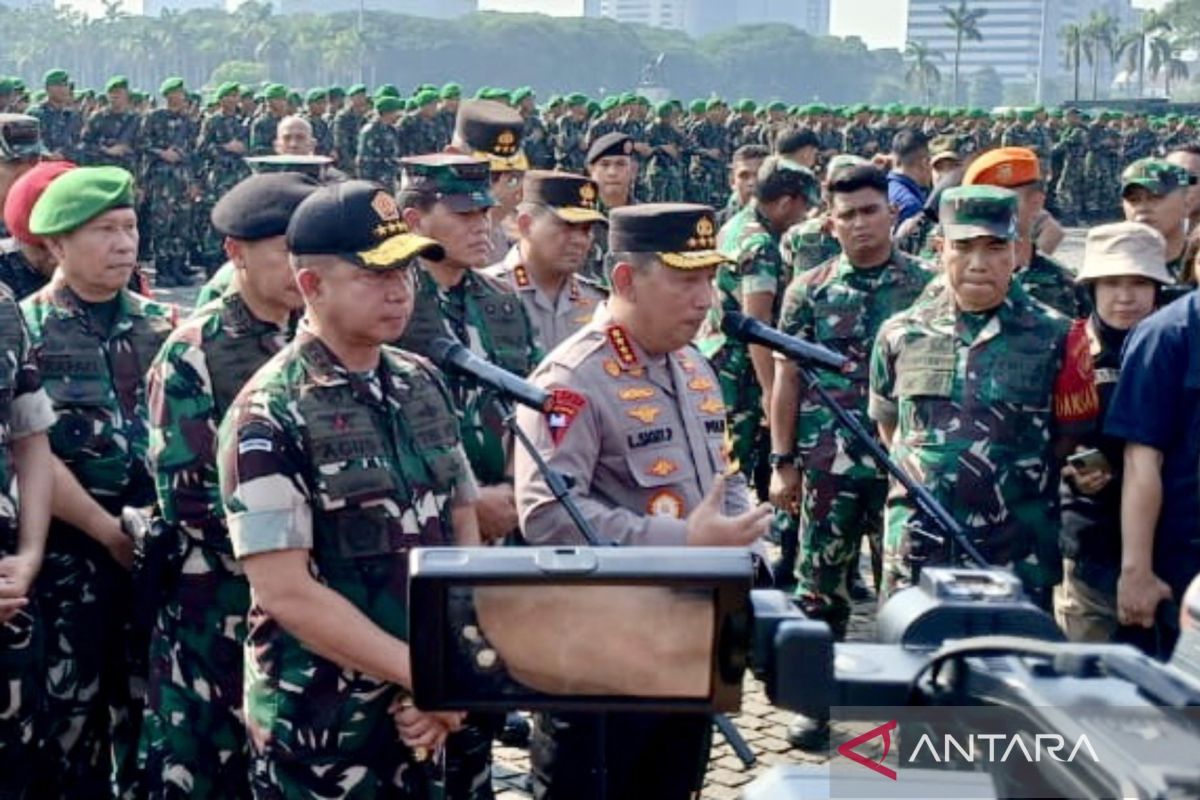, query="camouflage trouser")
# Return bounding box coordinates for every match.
[705,343,768,481]
[32,534,144,798]
[645,167,685,203]
[144,166,193,280]
[196,165,250,273]
[1084,159,1120,221]
[687,163,726,208]
[1055,168,1087,224]
[794,471,887,639]
[0,605,42,799]
[140,546,250,800]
